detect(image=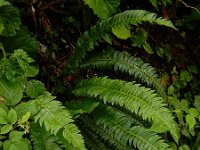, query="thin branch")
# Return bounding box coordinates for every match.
[178,0,200,15]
